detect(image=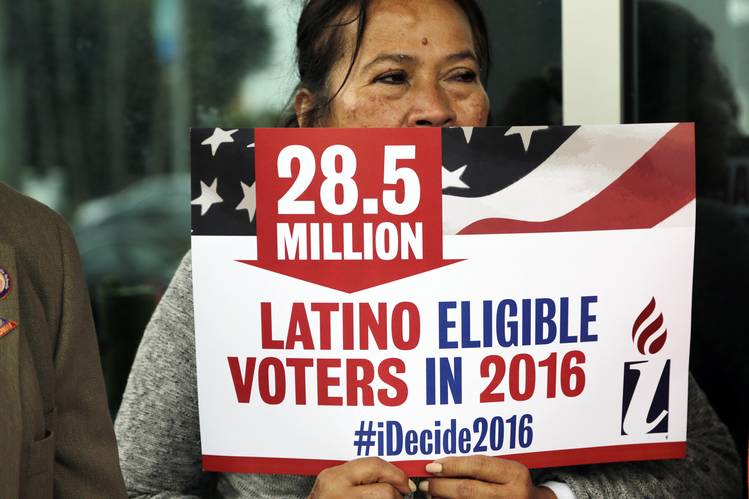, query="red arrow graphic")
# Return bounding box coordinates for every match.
[245,128,453,293]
